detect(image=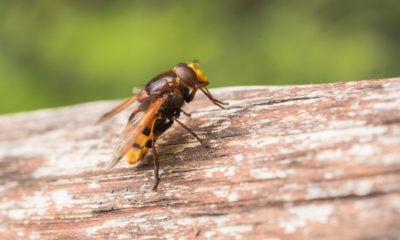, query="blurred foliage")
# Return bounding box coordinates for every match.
[1,0,400,114]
